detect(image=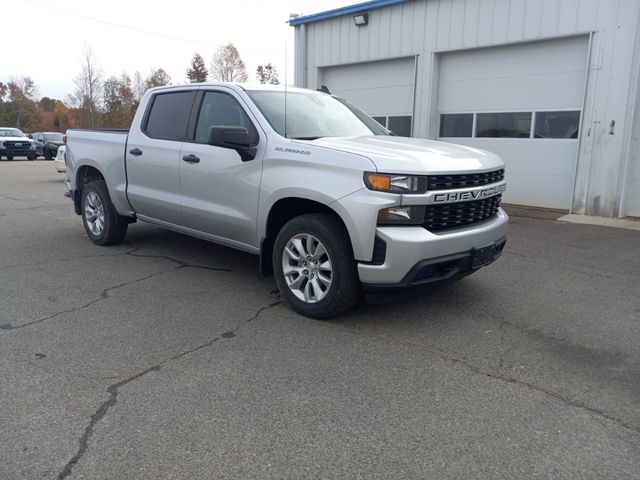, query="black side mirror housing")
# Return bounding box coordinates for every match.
[207,126,258,162]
